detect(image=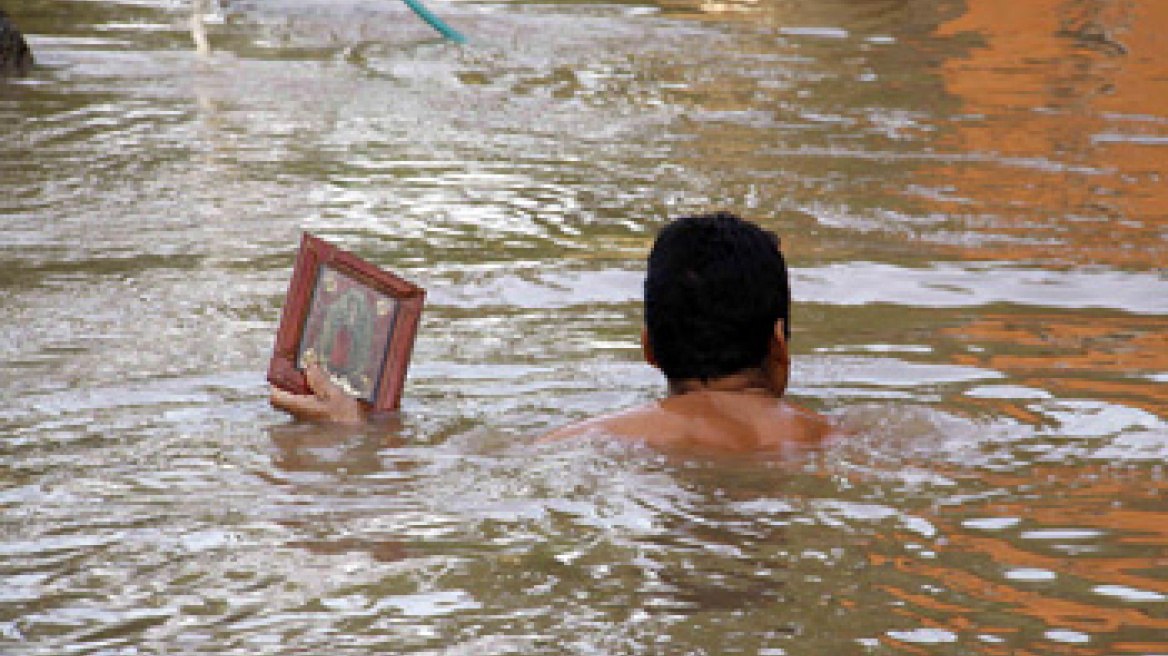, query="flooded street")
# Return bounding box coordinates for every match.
[1,0,1166,653]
